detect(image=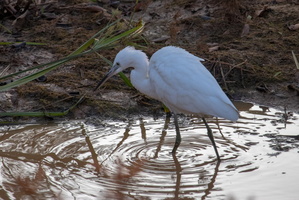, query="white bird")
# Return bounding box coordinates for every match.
[95,46,239,161]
